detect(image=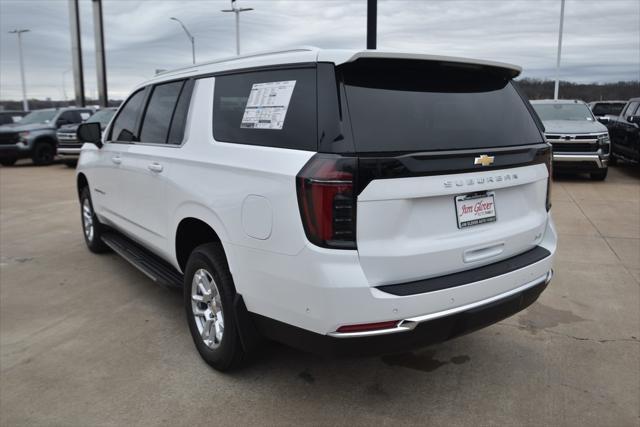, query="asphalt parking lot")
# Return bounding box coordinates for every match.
[1,161,638,426]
